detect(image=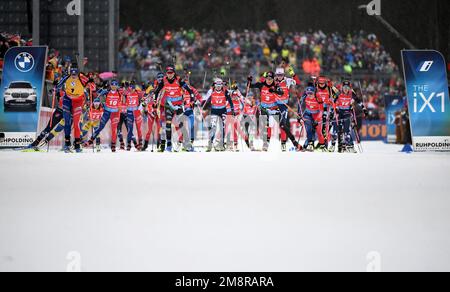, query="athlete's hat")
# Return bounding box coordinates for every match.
[70,63,79,75]
[317,76,327,84]
[166,66,175,73]
[342,80,352,88]
[275,68,285,75]
[265,71,275,79]
[214,78,223,86]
